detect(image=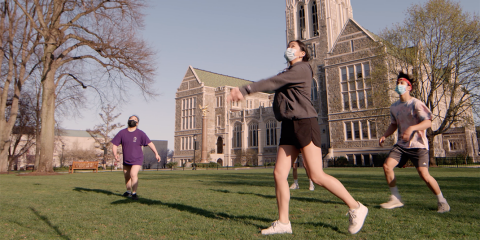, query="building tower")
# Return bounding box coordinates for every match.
[285,0,353,152]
